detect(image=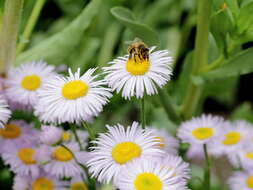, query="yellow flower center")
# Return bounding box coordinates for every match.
[21,75,41,91]
[62,132,72,142]
[112,142,141,164]
[222,131,241,145]
[0,124,21,139]
[192,127,213,140]
[62,80,89,100]
[134,172,162,190]
[70,182,88,190]
[154,137,165,149]
[32,177,54,190]
[126,58,150,75]
[17,148,37,165]
[247,176,253,189]
[245,152,253,160]
[52,146,73,162]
